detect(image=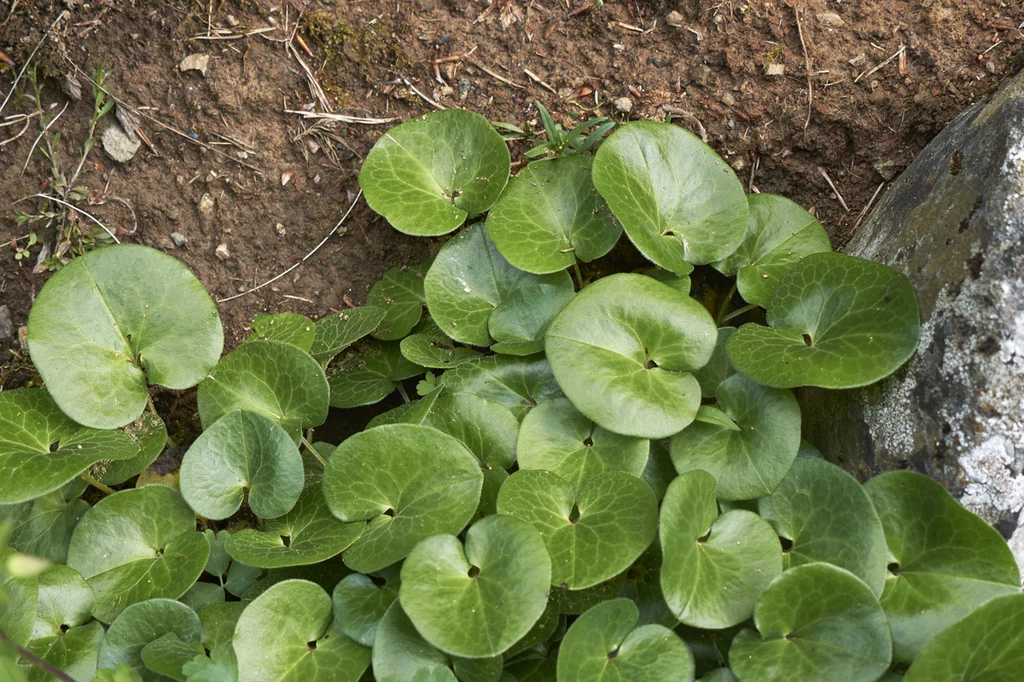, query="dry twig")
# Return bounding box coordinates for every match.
[524,68,557,94]
[794,8,812,131]
[468,58,524,89]
[854,45,905,83]
[399,75,446,110]
[817,167,850,212]
[853,182,885,231]
[286,109,399,125]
